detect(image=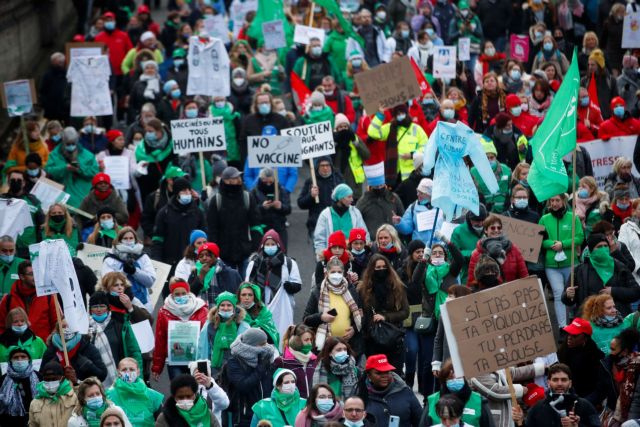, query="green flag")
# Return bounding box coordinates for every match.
[528,50,579,202]
[314,0,364,47]
[247,0,294,46]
